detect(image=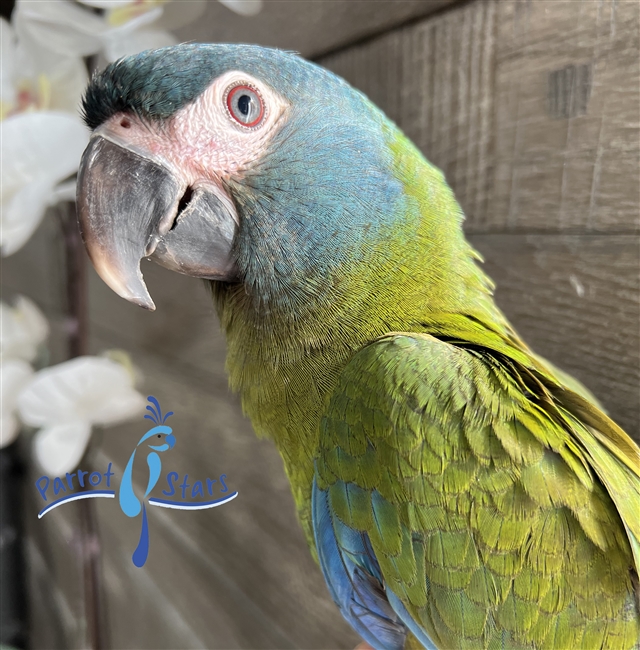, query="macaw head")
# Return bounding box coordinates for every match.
[77,44,483,346]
